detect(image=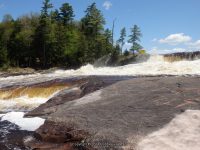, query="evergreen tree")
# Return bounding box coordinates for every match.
[81,3,105,37]
[8,15,38,67]
[0,14,14,67]
[50,9,60,23]
[33,0,53,68]
[104,28,113,54]
[2,14,13,23]
[8,20,25,67]
[0,1,116,69]
[41,0,53,18]
[128,25,142,53]
[104,28,112,43]
[81,3,106,62]
[117,27,126,54]
[59,3,74,25]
